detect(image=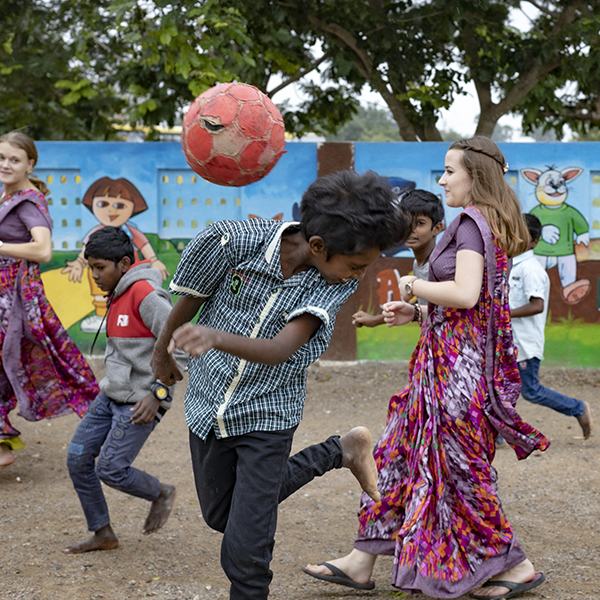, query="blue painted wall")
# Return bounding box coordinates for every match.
[354,142,600,367]
[356,142,600,260]
[34,141,600,365]
[36,141,316,251]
